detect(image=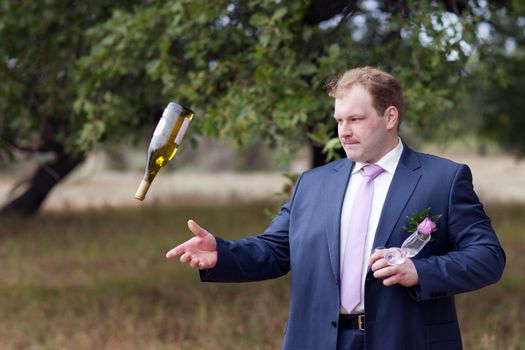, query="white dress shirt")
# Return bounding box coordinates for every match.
[340,139,404,314]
